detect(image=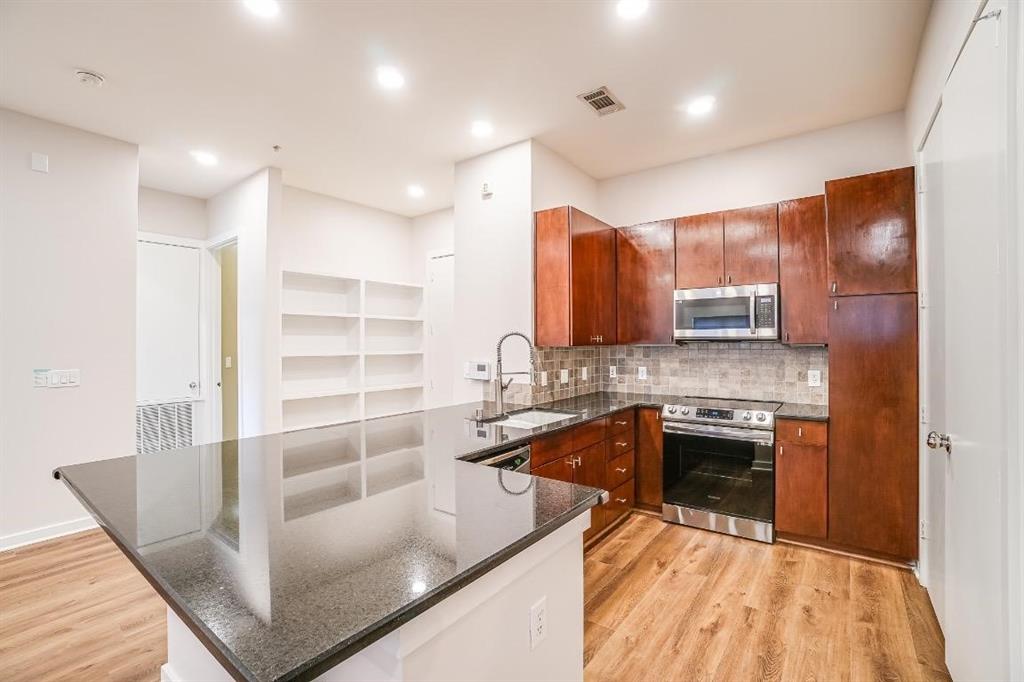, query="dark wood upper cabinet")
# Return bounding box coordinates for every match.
[675,212,724,288]
[828,293,918,561]
[825,167,917,296]
[616,221,675,344]
[723,203,779,285]
[778,196,828,344]
[534,206,616,347]
[635,407,662,512]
